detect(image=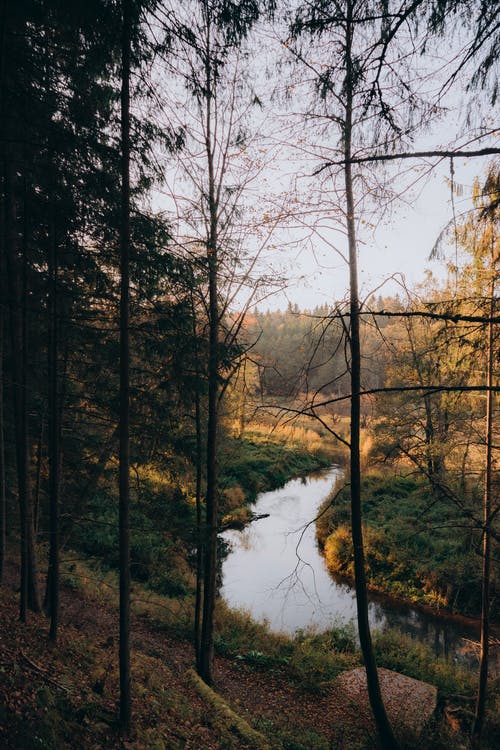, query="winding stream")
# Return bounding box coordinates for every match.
[221,466,492,670]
